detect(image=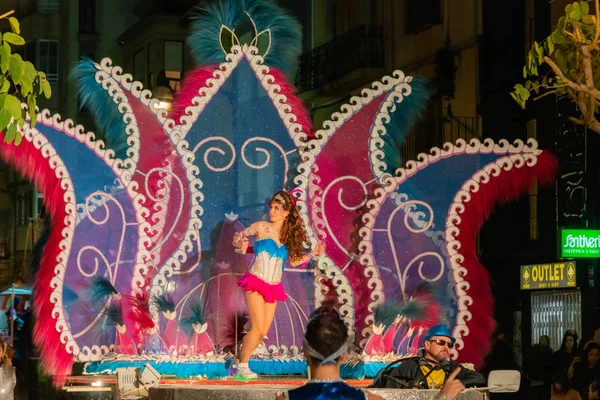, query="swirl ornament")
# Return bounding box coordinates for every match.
[314,256,355,343]
[193,137,236,172]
